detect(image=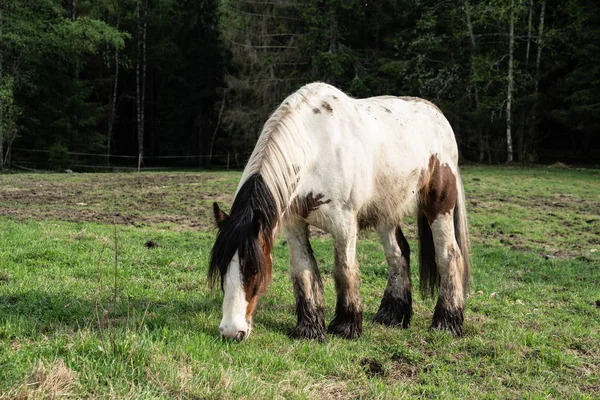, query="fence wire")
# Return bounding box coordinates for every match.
[8,148,253,172]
